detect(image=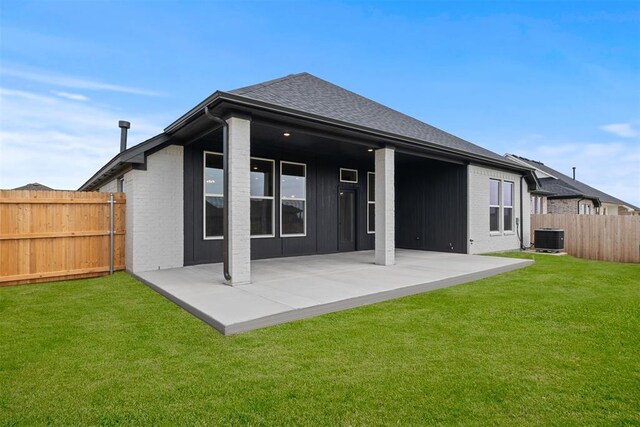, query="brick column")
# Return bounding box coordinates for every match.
[226,115,251,285]
[375,147,395,265]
